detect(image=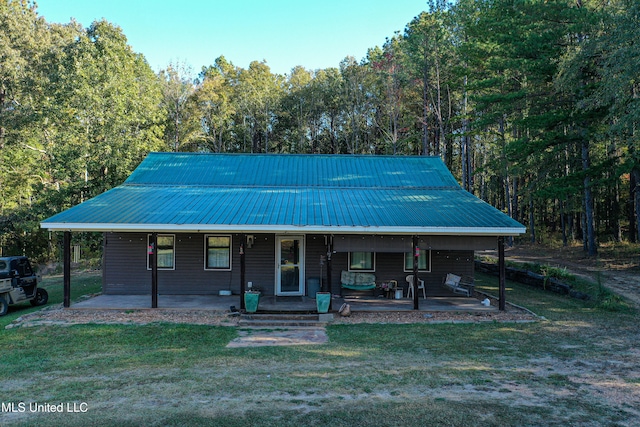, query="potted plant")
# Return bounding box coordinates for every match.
[316,291,331,313]
[244,289,261,313]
